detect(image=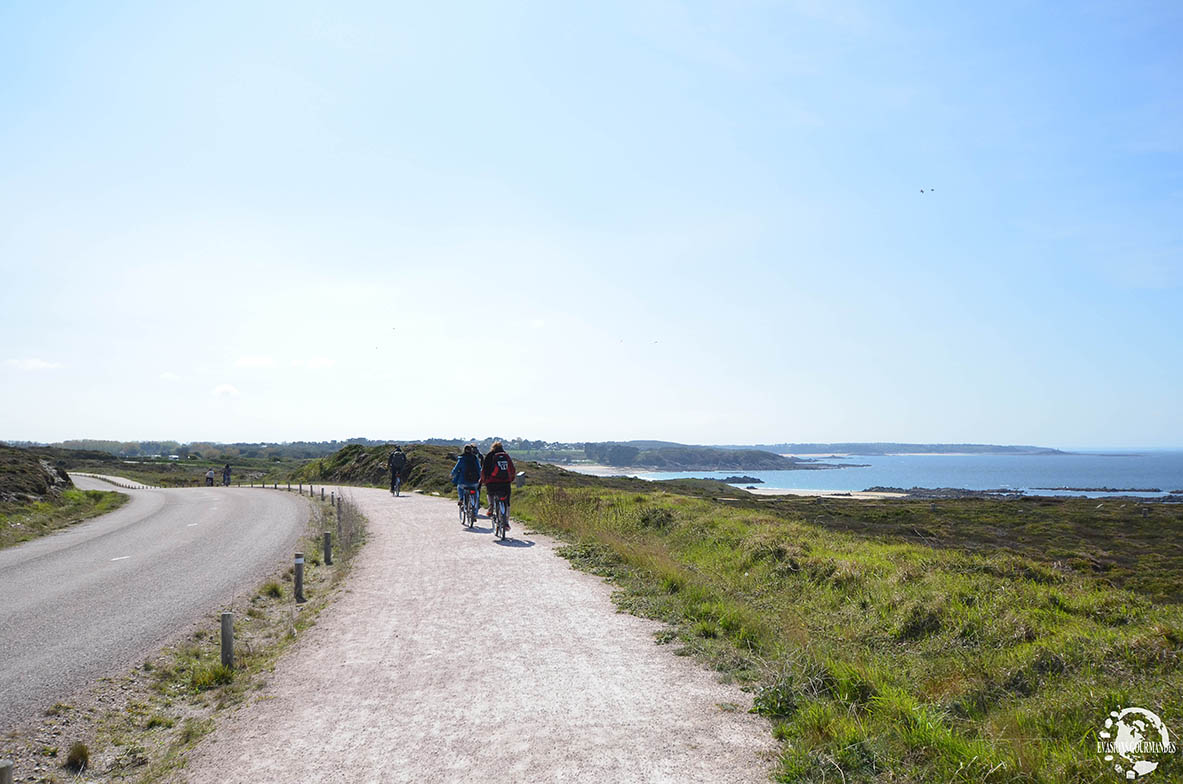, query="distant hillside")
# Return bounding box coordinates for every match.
[727,443,1066,456]
[0,445,74,503]
[291,444,753,500]
[585,443,799,470]
[290,443,460,496]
